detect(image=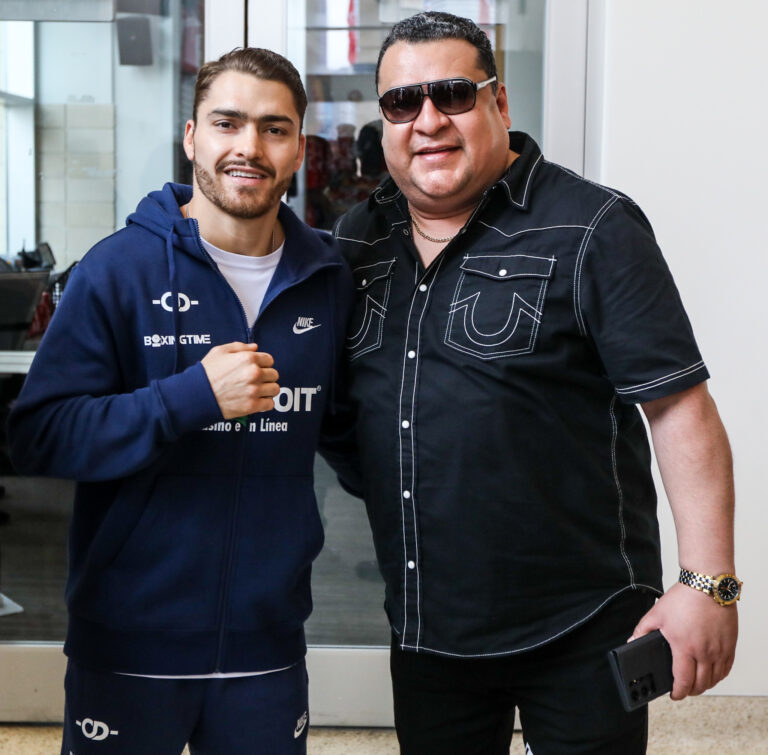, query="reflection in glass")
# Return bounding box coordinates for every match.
[289,0,545,230]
